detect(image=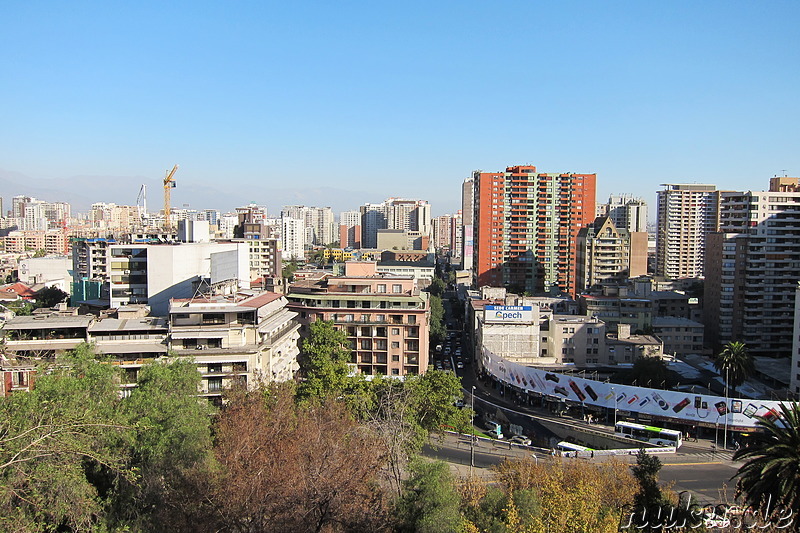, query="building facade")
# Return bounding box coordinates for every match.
[575,217,648,293]
[472,165,596,296]
[286,261,430,376]
[704,183,800,357]
[655,184,718,279]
